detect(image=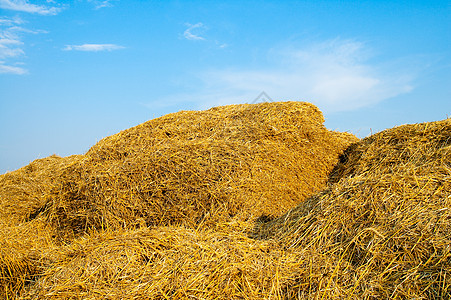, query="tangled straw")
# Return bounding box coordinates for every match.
[1,102,449,299]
